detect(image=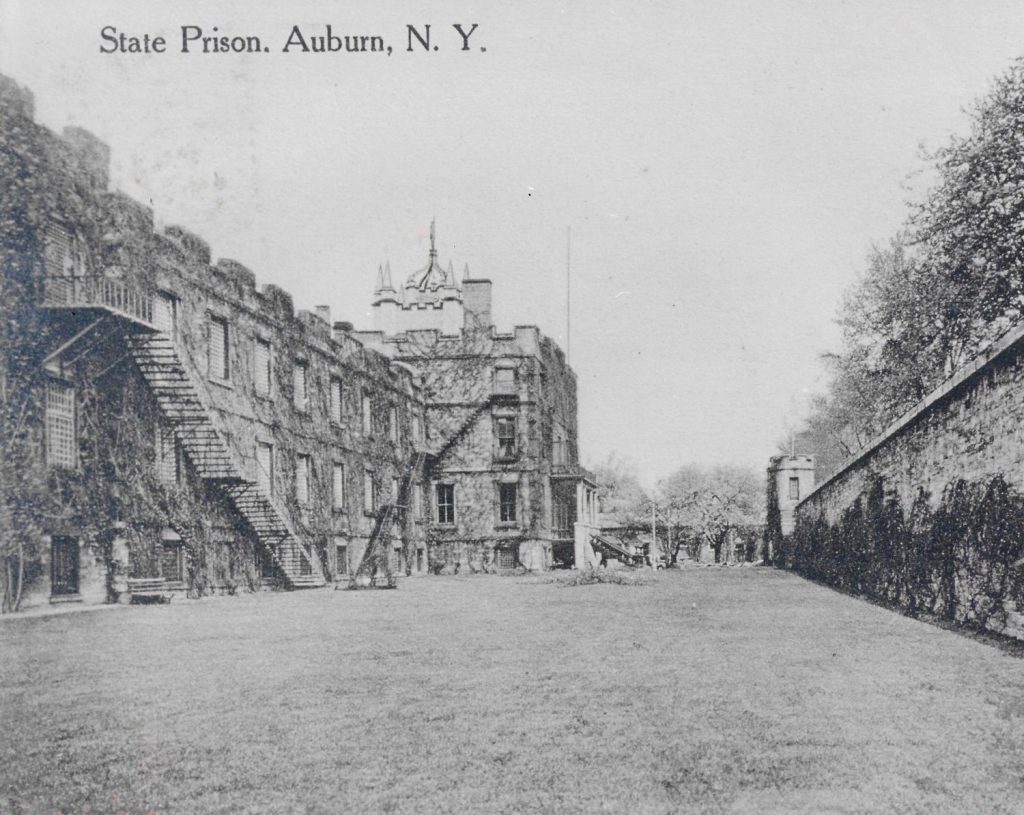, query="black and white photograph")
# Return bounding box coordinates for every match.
[4,2,1024,812]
